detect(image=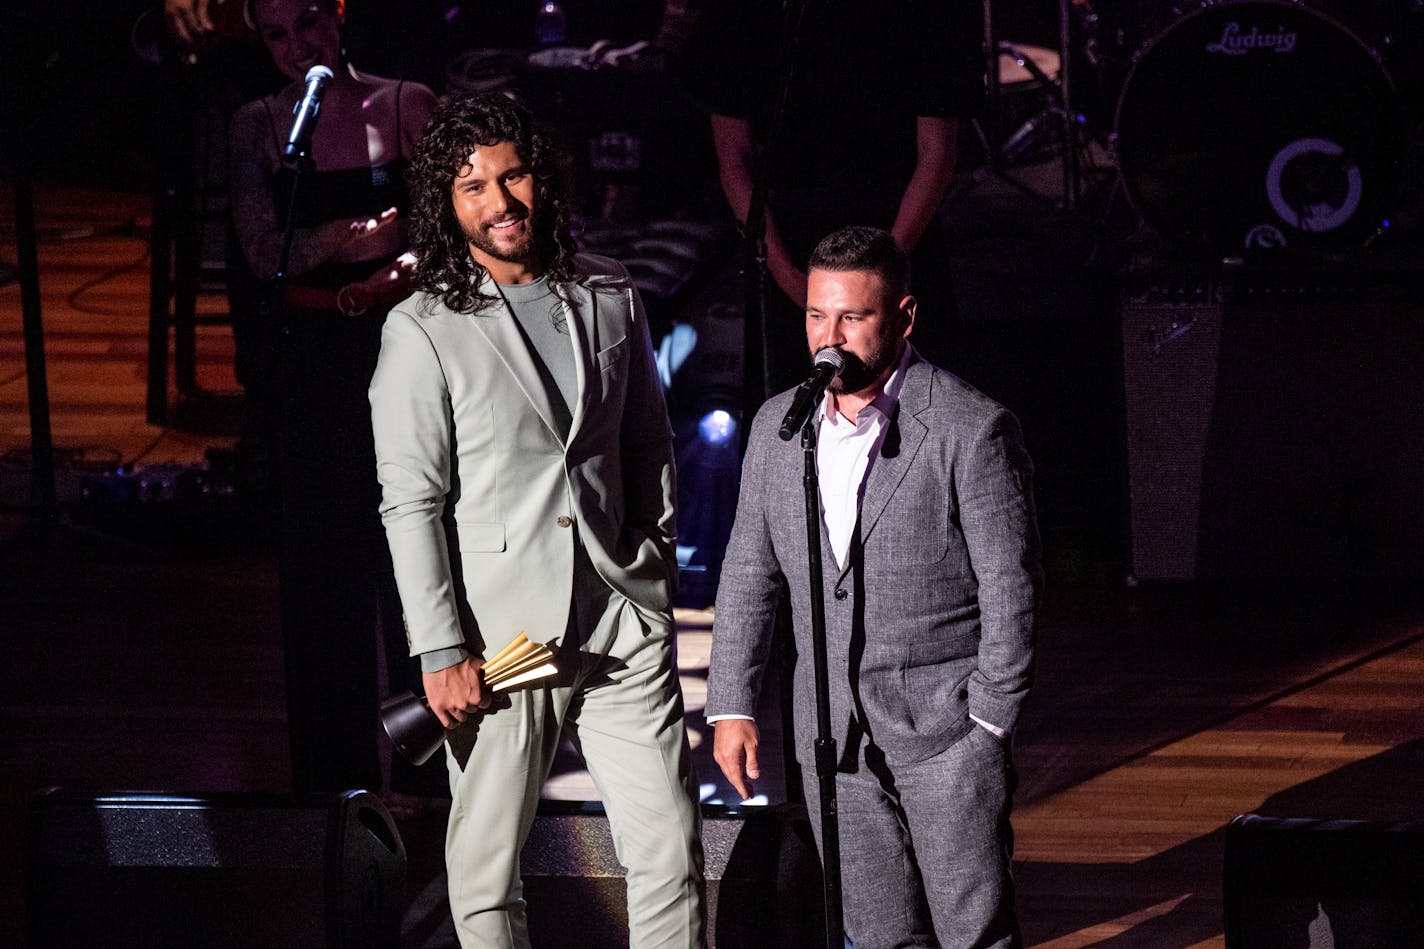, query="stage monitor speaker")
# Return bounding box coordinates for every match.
[1119,269,1424,581]
[520,801,825,948]
[25,788,405,949]
[1224,814,1424,948]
